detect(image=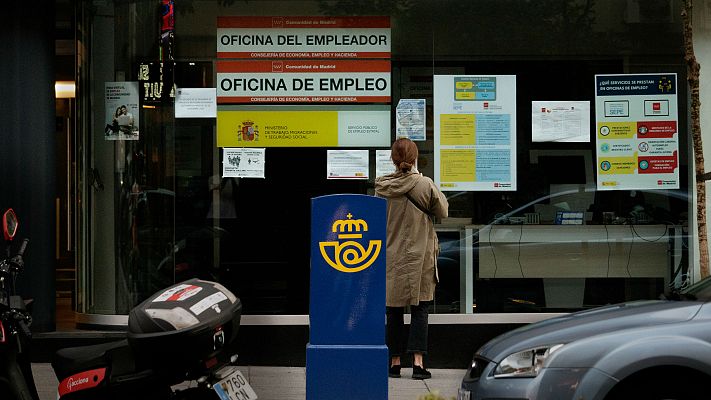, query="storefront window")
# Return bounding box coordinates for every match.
[77,0,690,318]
